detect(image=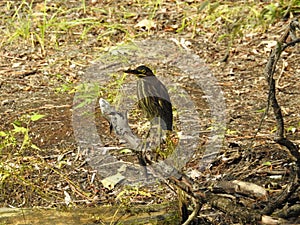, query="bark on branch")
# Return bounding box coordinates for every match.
[99,98,266,224]
[262,18,300,216]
